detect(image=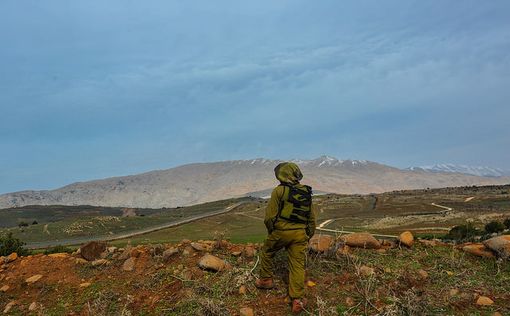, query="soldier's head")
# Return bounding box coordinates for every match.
[274,162,303,185]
